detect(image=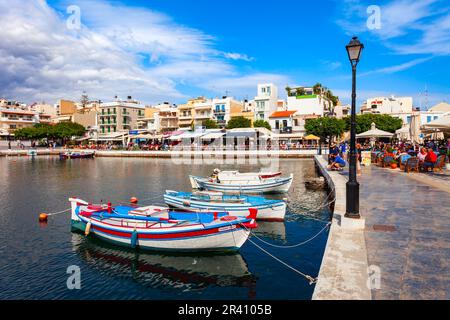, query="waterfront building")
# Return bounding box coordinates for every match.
[254,84,279,121]
[286,86,334,116]
[361,96,413,114]
[212,96,244,128]
[269,110,296,133]
[334,104,350,119]
[0,108,39,134]
[98,96,145,134]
